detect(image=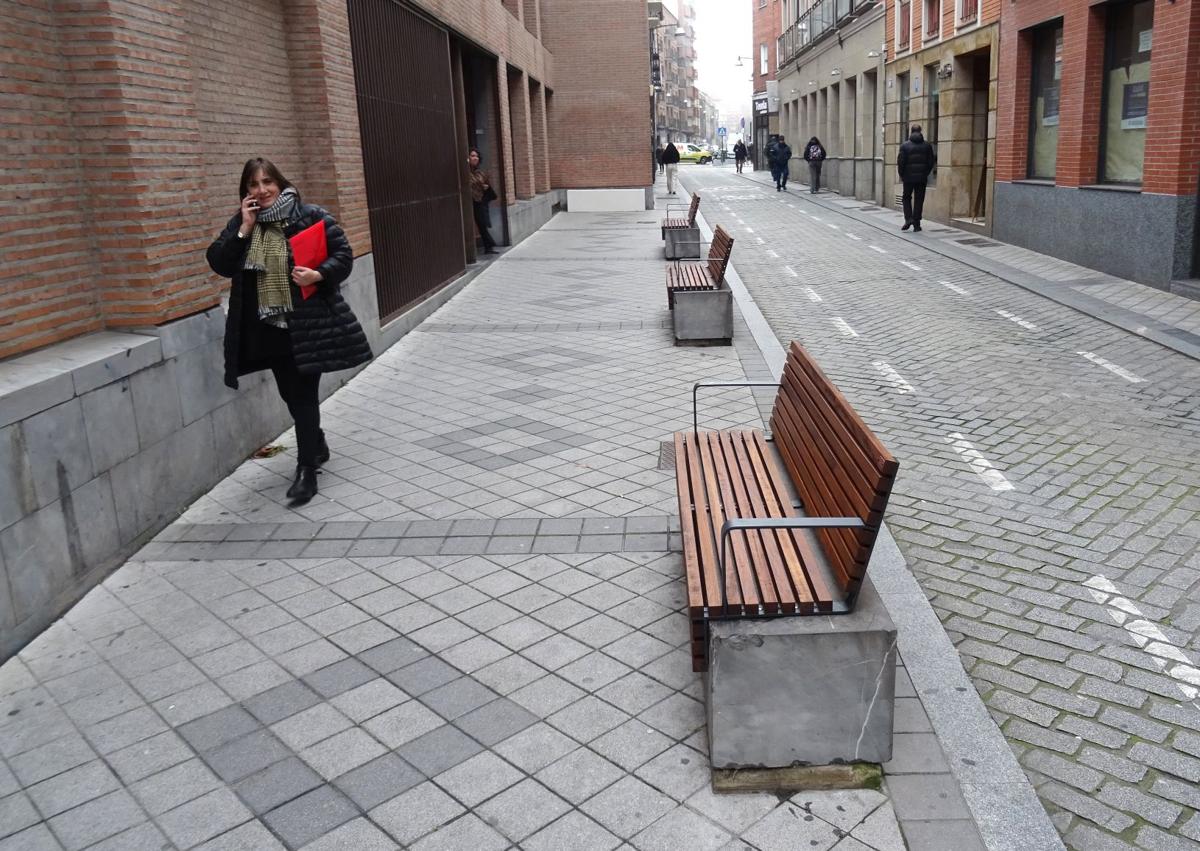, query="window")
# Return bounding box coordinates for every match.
[1100,0,1153,184]
[923,0,940,41]
[898,72,911,136]
[957,0,978,28]
[924,63,940,184]
[896,0,911,51]
[760,43,769,75]
[1027,23,1062,179]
